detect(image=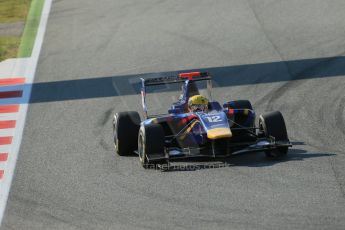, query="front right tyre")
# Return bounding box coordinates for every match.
[138,124,167,169]
[113,111,141,156]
